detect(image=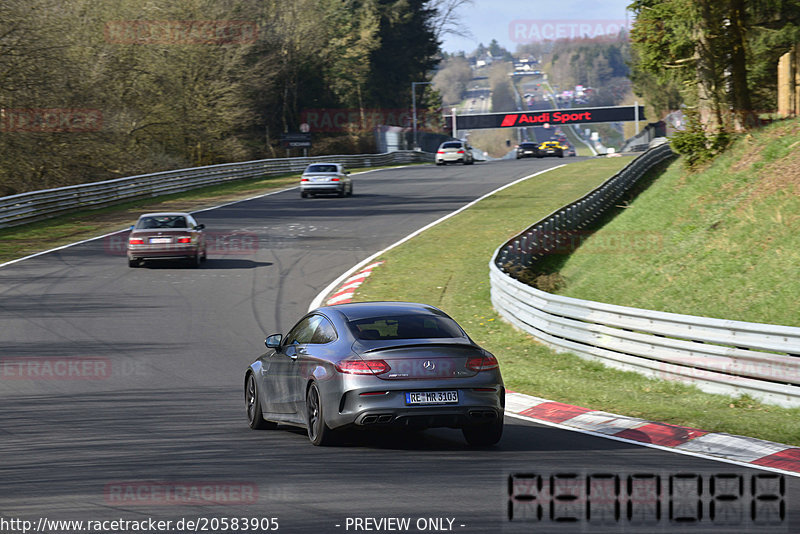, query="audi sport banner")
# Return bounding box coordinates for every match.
[445,106,645,130]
